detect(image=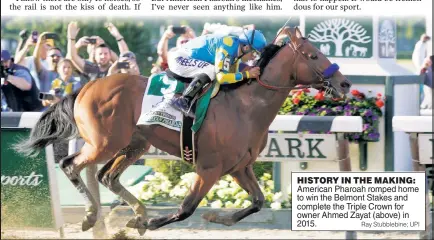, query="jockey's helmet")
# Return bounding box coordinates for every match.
[238,29,267,52]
